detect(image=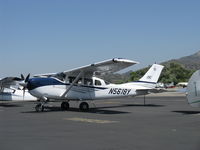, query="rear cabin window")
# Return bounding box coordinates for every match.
[84,79,93,85]
[95,80,102,86]
[68,77,93,86]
